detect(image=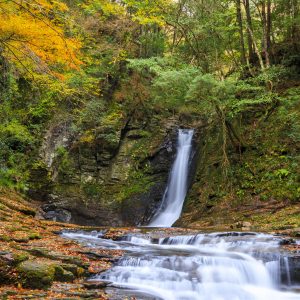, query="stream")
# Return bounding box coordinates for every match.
[61,130,299,299]
[62,230,300,300]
